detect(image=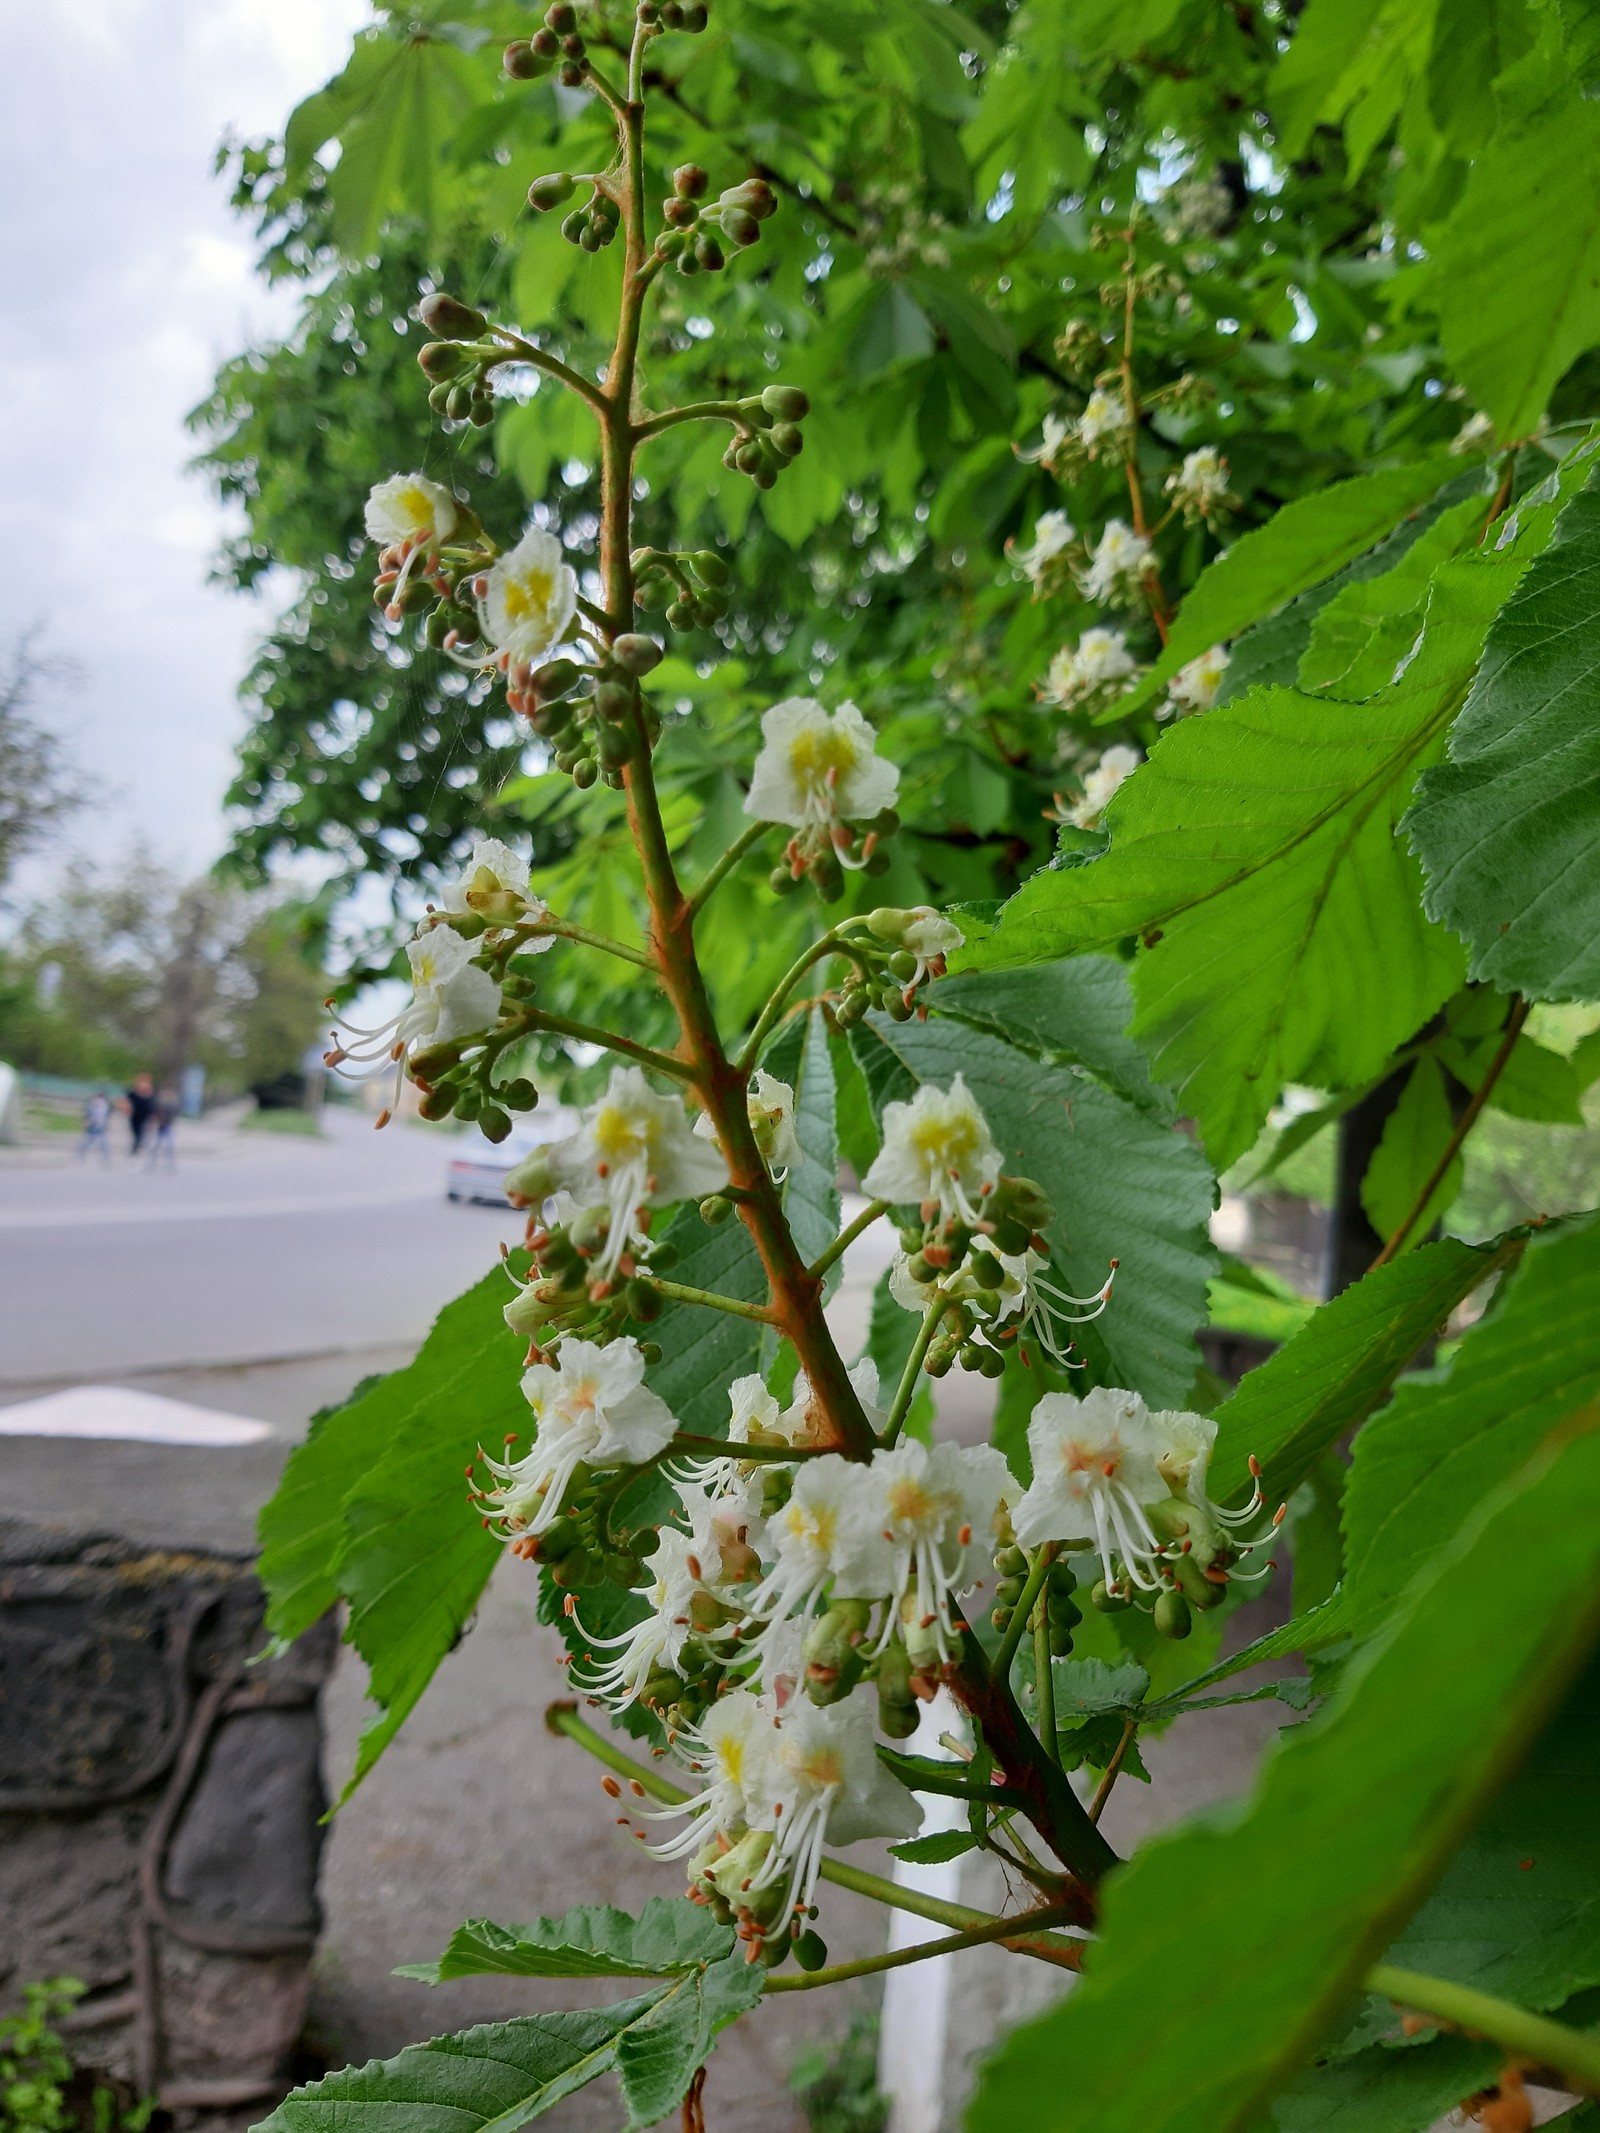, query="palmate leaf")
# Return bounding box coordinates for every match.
[261,1951,764,2133]
[968,1412,1600,2133]
[1113,458,1456,720]
[399,1897,735,1983]
[855,1004,1216,1407]
[1408,477,1600,1002]
[960,445,1600,1167]
[1342,1215,1600,1642]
